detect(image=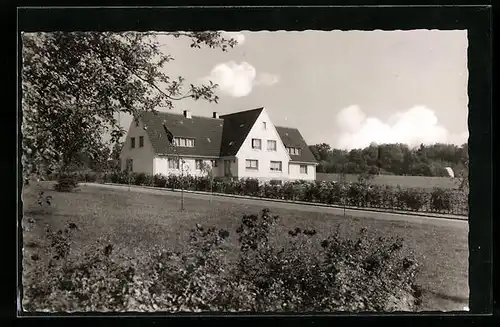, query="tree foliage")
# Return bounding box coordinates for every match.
[310,142,468,178]
[21,31,237,181]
